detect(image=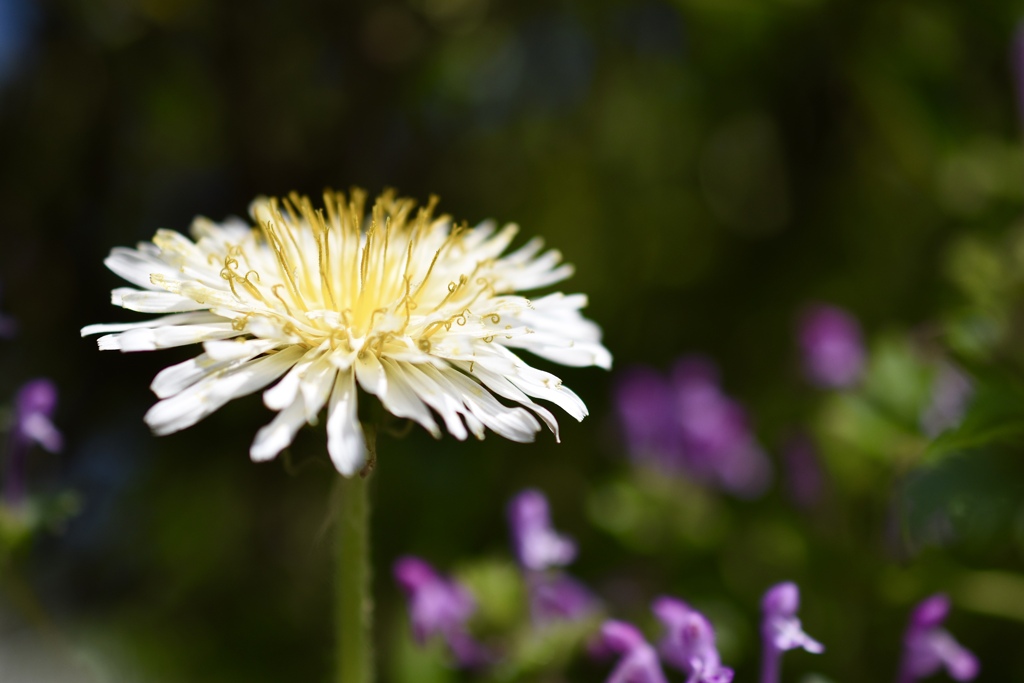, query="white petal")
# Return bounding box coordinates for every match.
[327,371,367,476]
[500,235,544,264]
[190,216,251,244]
[250,355,337,462]
[81,311,225,337]
[144,346,303,435]
[459,220,497,250]
[151,353,229,399]
[400,364,469,440]
[150,340,281,399]
[153,228,201,253]
[204,338,279,361]
[354,352,387,396]
[472,223,519,260]
[419,363,540,442]
[104,247,181,290]
[299,356,338,422]
[456,361,561,440]
[99,323,242,352]
[495,245,575,291]
[112,288,210,313]
[377,359,442,438]
[507,366,588,422]
[263,347,324,411]
[504,337,613,369]
[250,398,307,462]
